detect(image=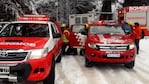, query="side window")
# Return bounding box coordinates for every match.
[82,17,88,24]
[53,24,59,33]
[75,17,81,24]
[51,23,59,36]
[0,25,13,36]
